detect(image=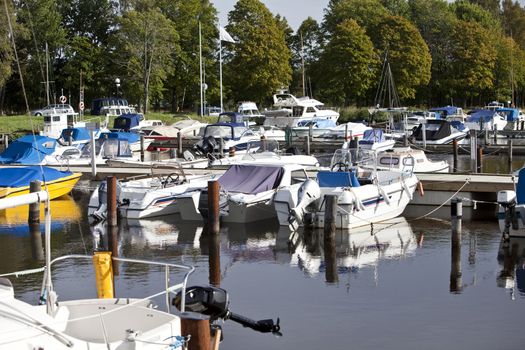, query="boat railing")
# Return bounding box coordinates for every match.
[0,254,194,314]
